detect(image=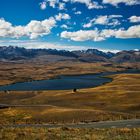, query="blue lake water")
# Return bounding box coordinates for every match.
[0,70,139,91]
